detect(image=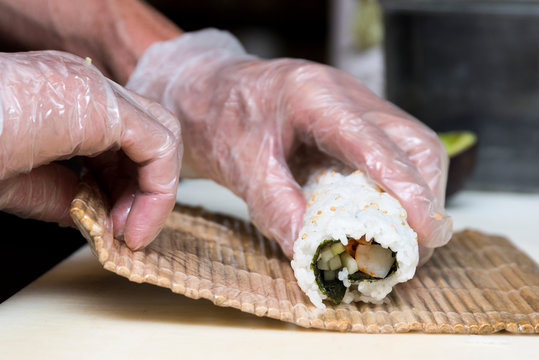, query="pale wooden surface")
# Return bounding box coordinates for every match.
[1,182,538,358]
